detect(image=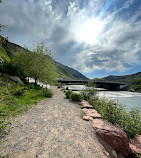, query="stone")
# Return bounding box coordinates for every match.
[82,116,93,121]
[80,100,89,106]
[81,103,93,109]
[92,119,129,156]
[8,76,24,84]
[129,134,141,154]
[86,112,102,118]
[80,101,93,109]
[82,108,102,118]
